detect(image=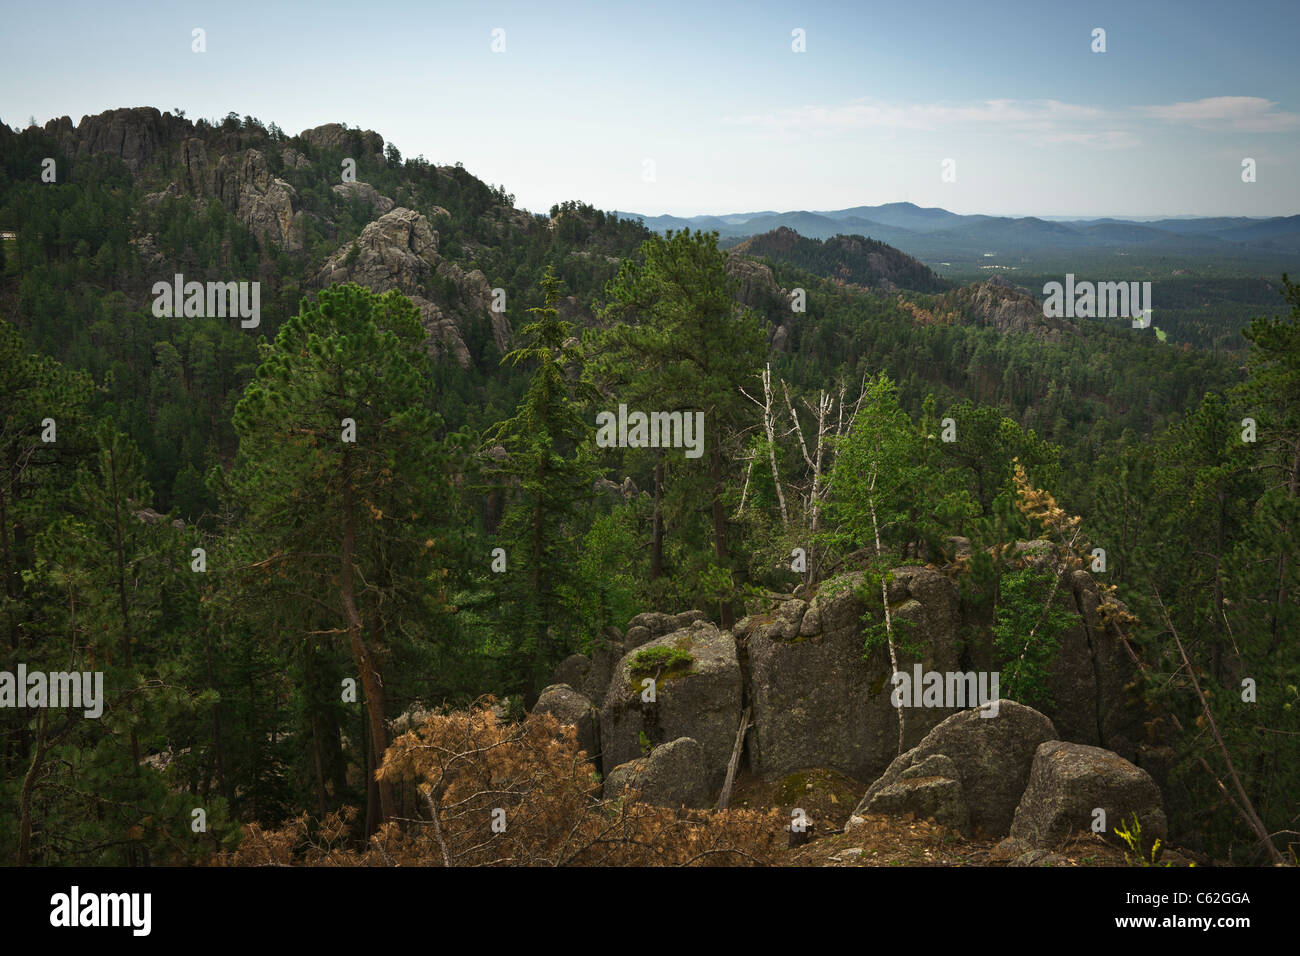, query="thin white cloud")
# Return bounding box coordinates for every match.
[1138,96,1300,132]
[723,97,1111,134]
[724,94,1300,145]
[1040,130,1140,149]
